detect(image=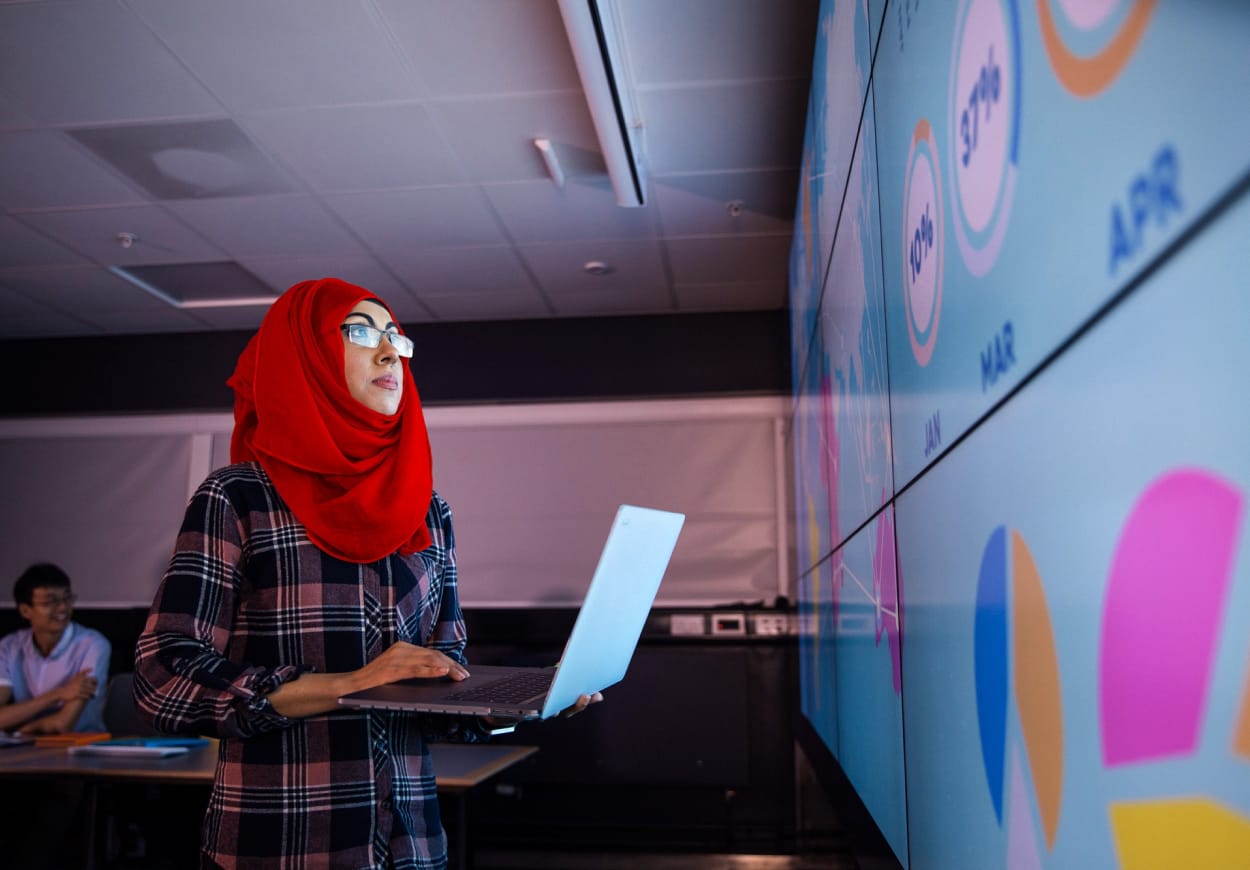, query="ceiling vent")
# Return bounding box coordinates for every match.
[68,119,291,200]
[109,261,277,309]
